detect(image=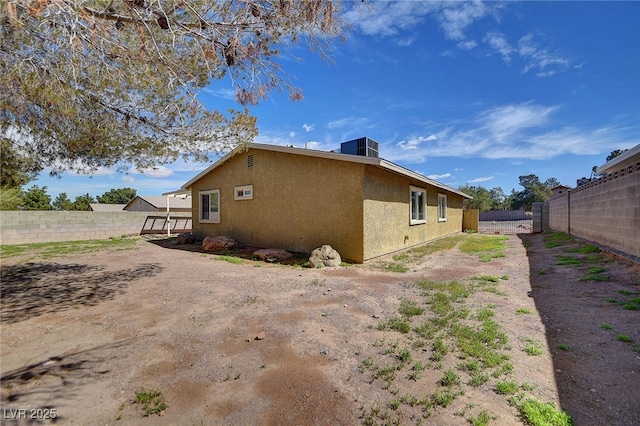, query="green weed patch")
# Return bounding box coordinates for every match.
[1,236,139,259]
